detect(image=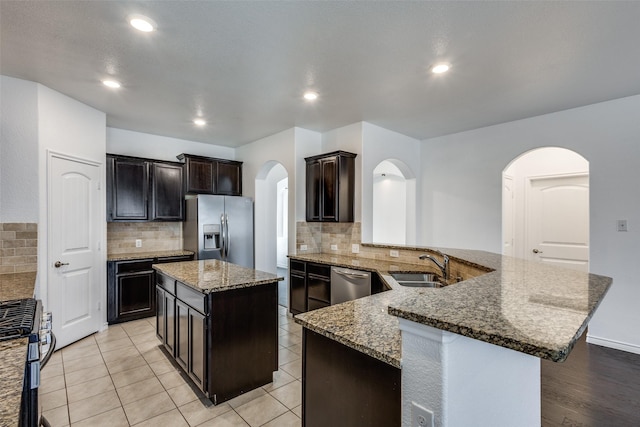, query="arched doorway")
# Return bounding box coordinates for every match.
[502,147,589,271]
[372,159,417,245]
[255,161,289,306]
